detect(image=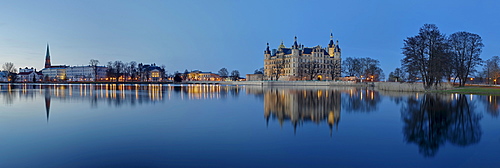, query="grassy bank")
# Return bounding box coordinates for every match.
[438,86,500,95]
